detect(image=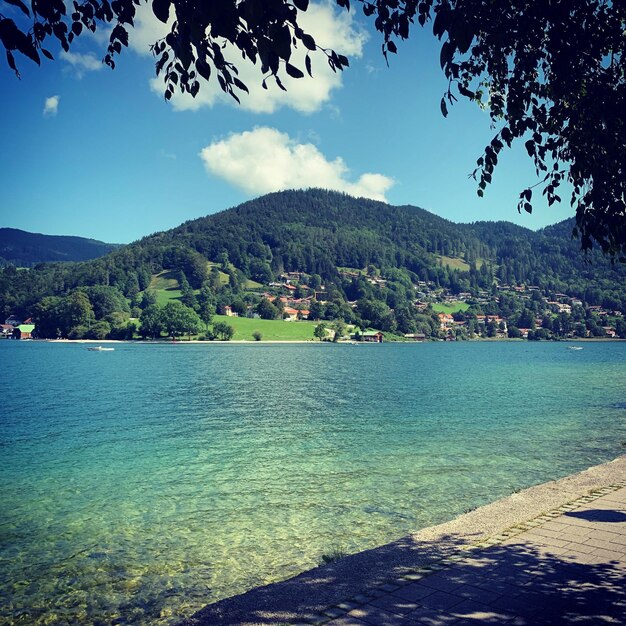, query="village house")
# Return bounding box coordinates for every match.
[404,333,427,341]
[547,301,572,313]
[437,313,455,331]
[282,307,299,321]
[361,331,384,343]
[12,324,35,339]
[1,324,14,337]
[223,305,238,317]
